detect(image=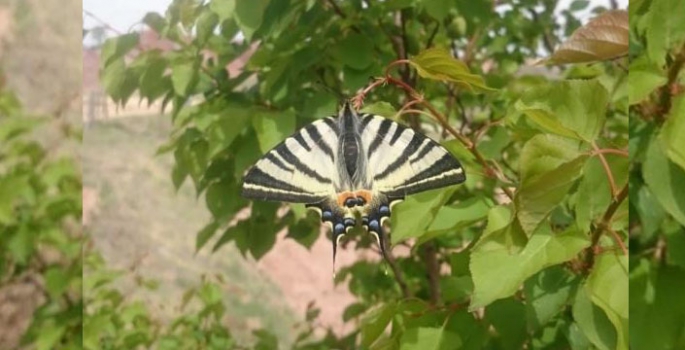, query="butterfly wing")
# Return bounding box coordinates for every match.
[241,117,341,203]
[357,114,466,259]
[360,115,466,199]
